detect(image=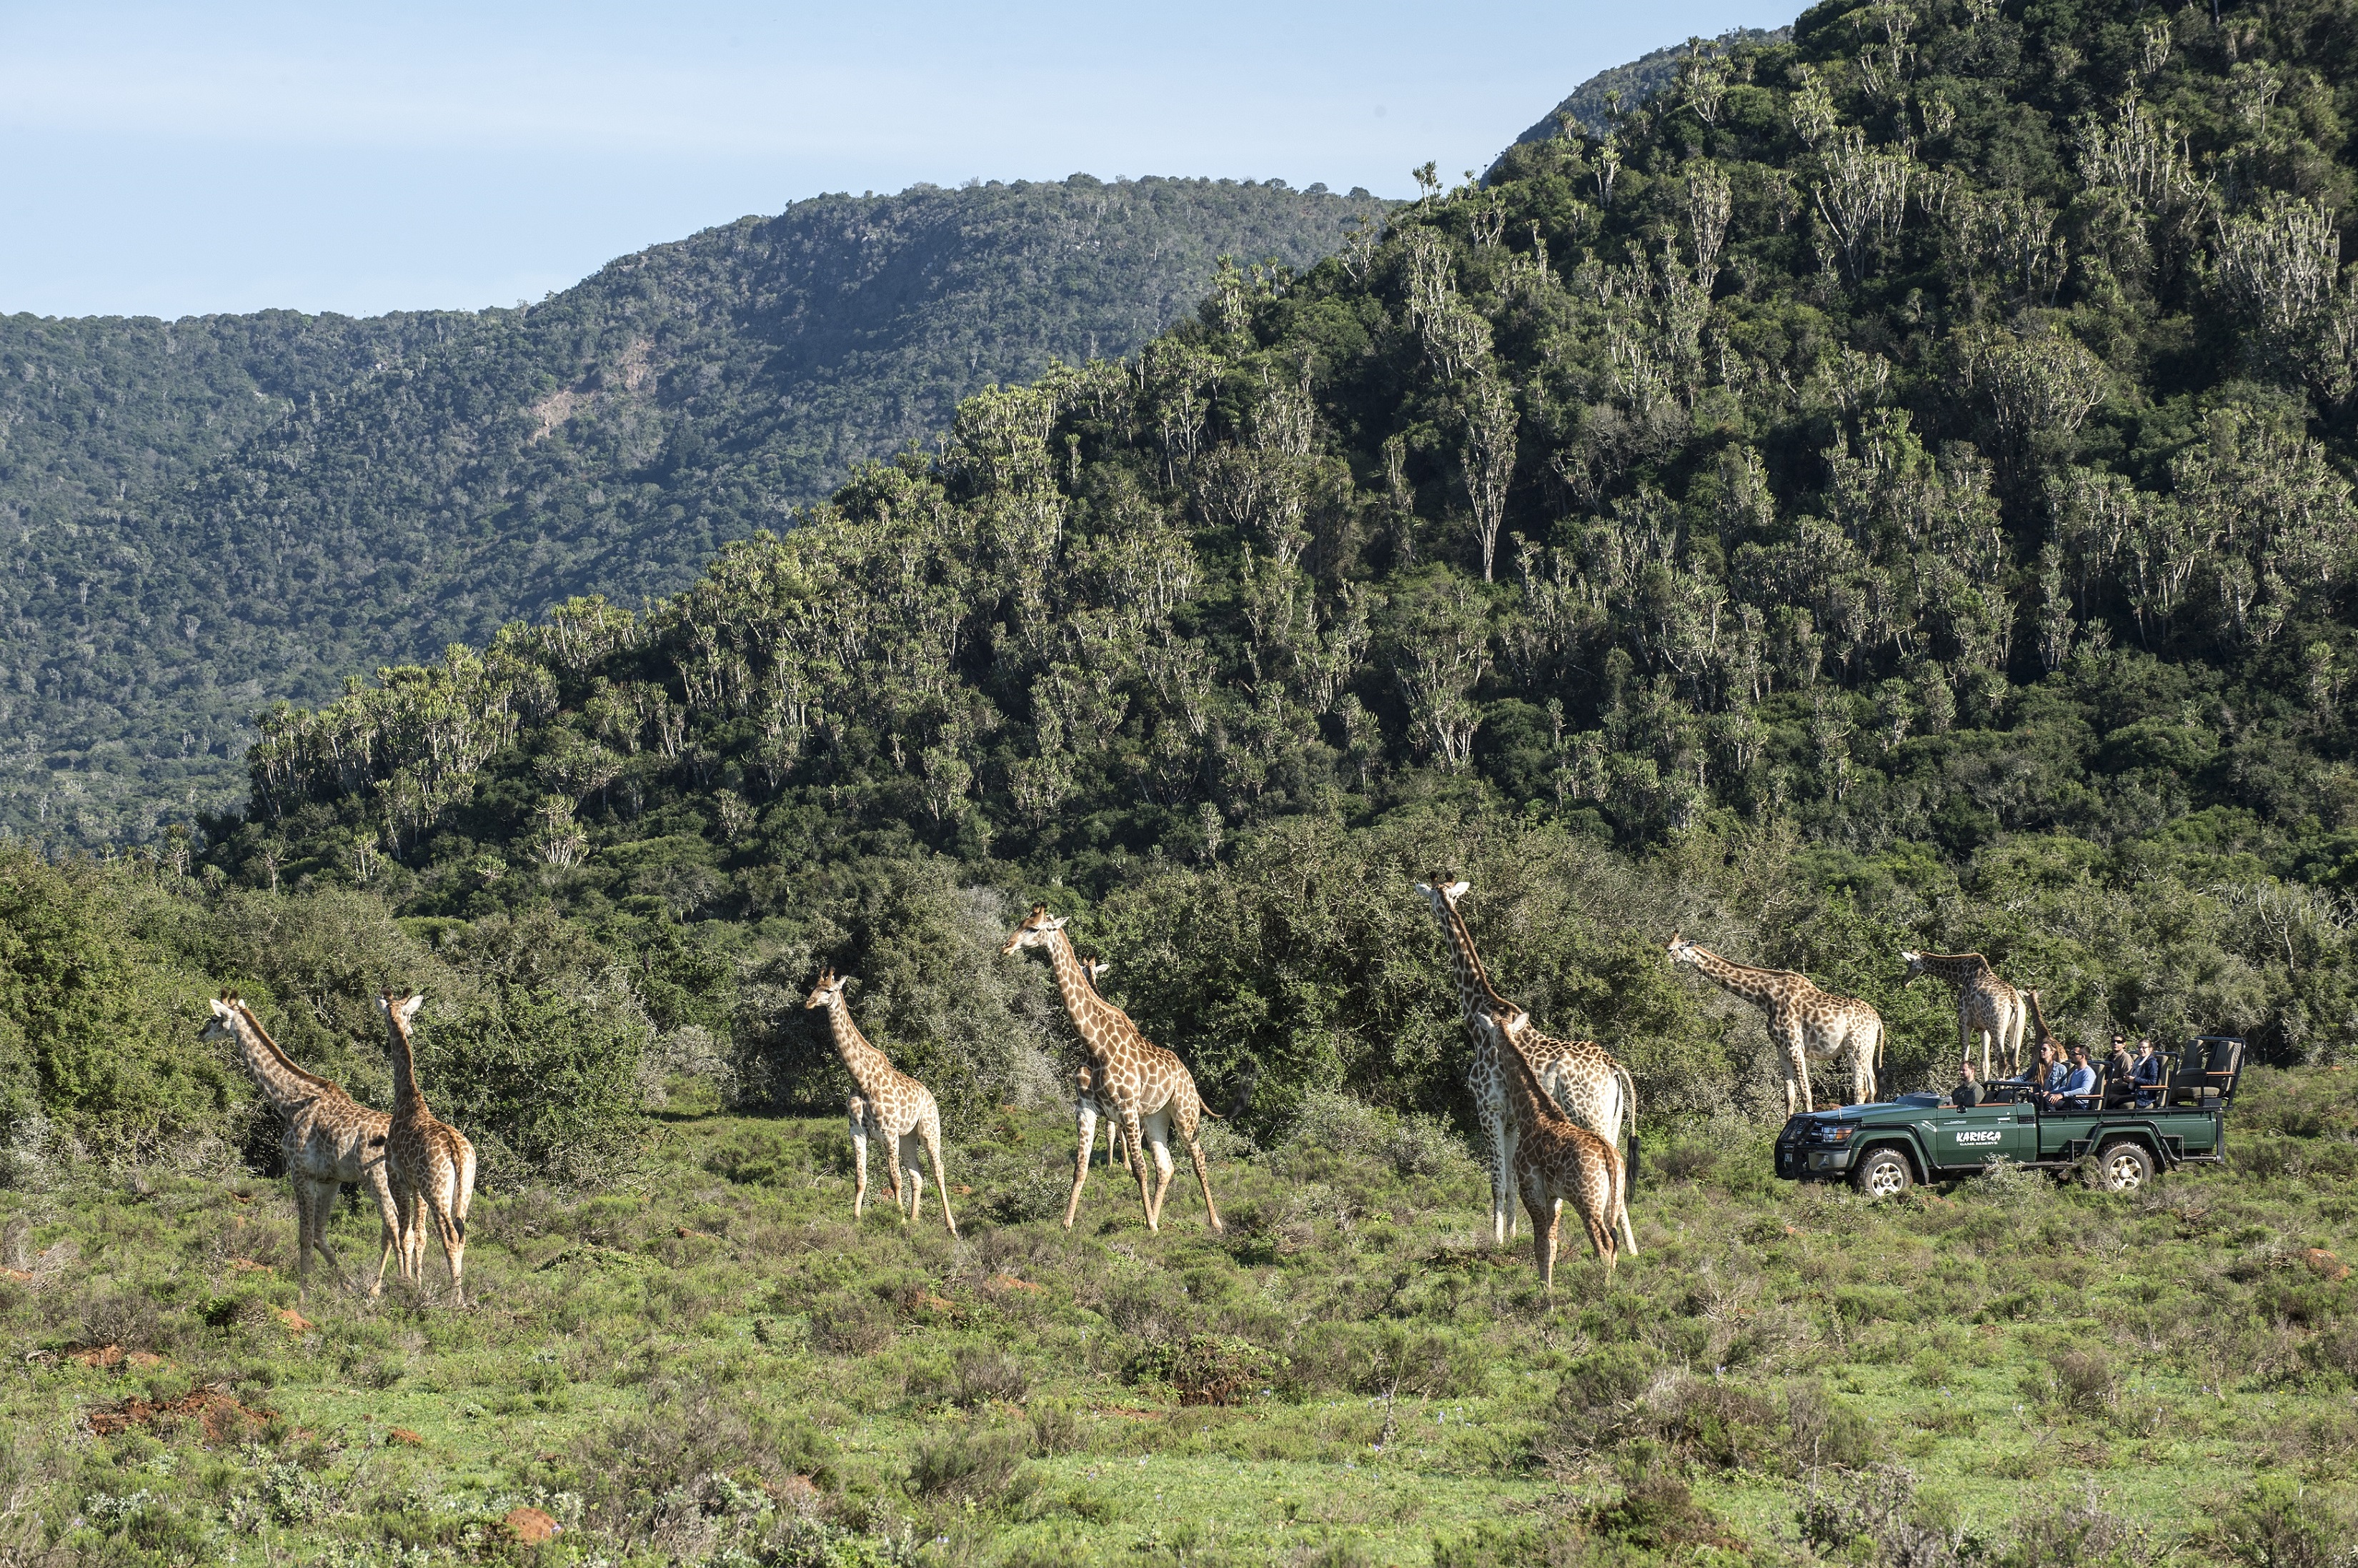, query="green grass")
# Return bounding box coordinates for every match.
[3,1069,2356,1566]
